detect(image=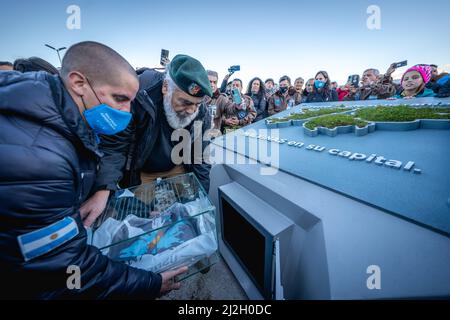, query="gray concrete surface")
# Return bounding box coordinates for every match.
[160,256,248,300]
